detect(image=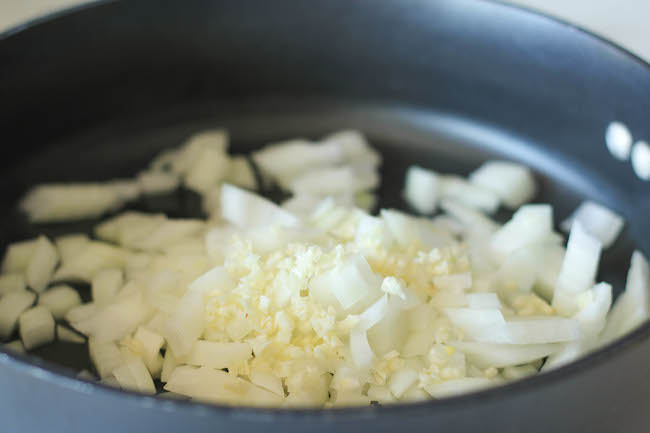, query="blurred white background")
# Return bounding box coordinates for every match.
[1,0,649,62]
